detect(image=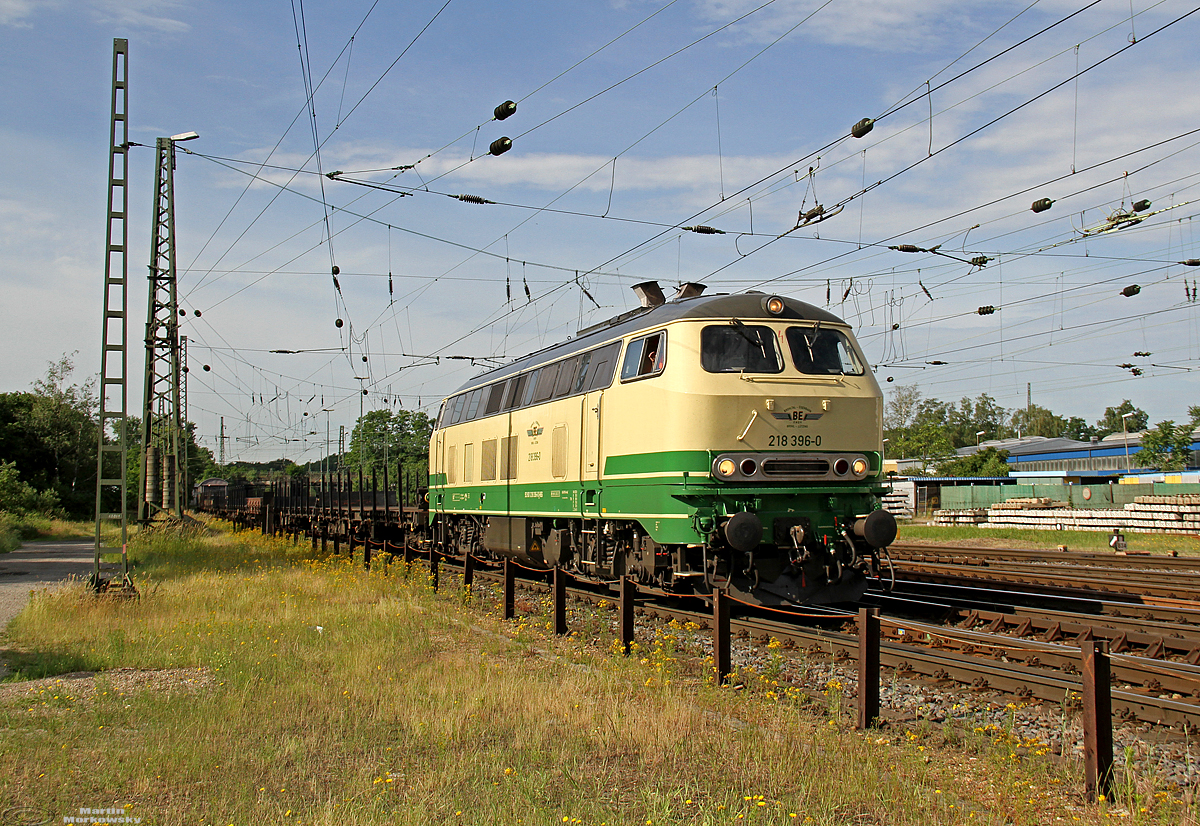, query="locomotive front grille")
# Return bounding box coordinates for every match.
[761,458,830,476]
[712,452,873,482]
